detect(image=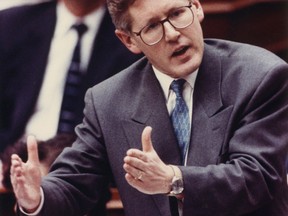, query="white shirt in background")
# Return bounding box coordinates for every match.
[25,2,105,140]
